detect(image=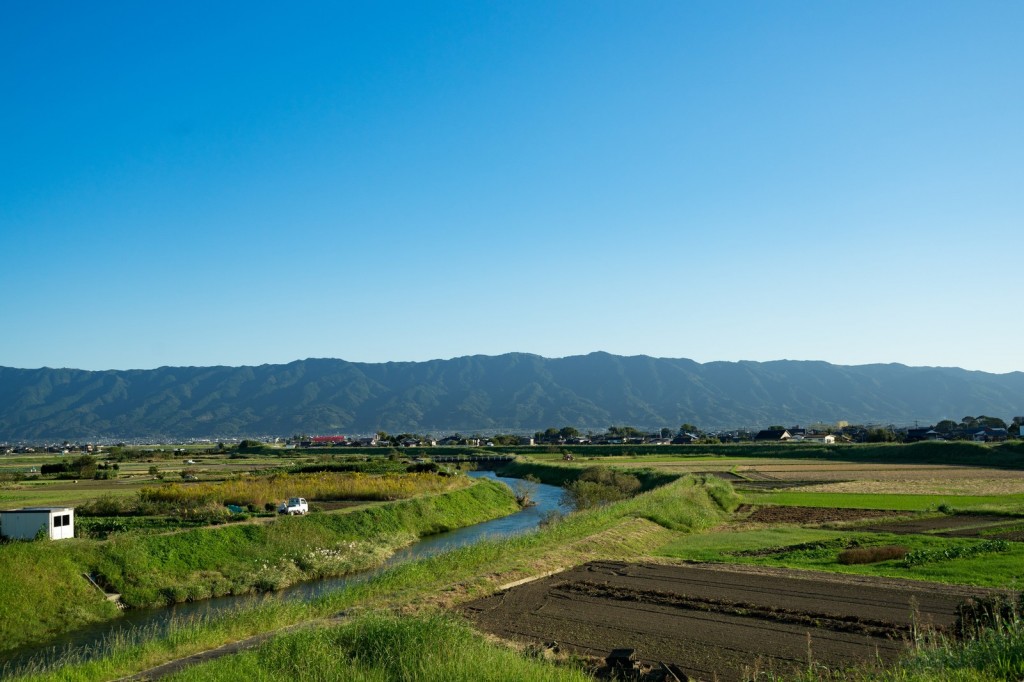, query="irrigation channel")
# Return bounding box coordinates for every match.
[3,471,570,673]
